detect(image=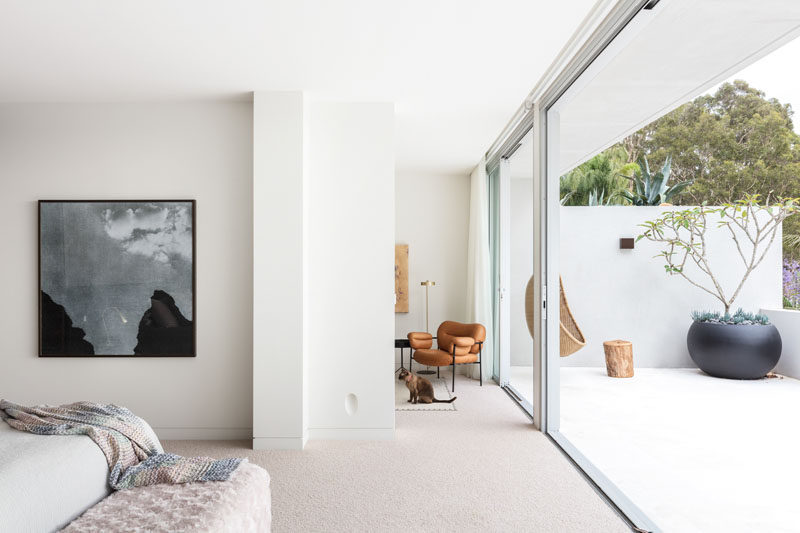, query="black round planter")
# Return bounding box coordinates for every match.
[687,321,782,379]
